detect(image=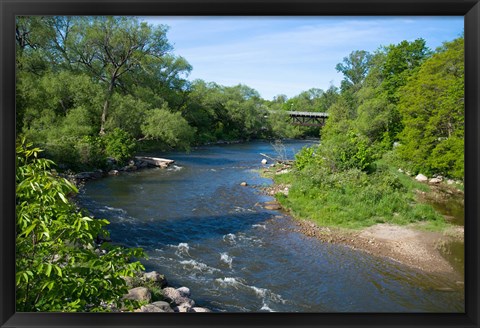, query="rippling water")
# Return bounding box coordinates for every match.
[77,140,464,312]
